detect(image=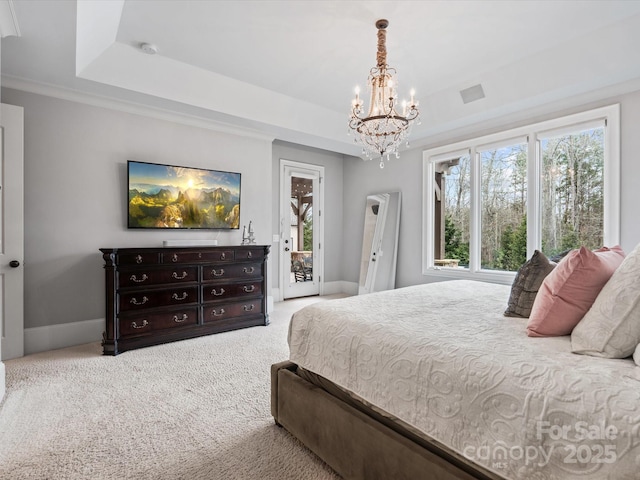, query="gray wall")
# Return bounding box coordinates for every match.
[6,84,640,331]
[271,140,347,291]
[344,90,640,287]
[2,88,273,329]
[343,151,424,288]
